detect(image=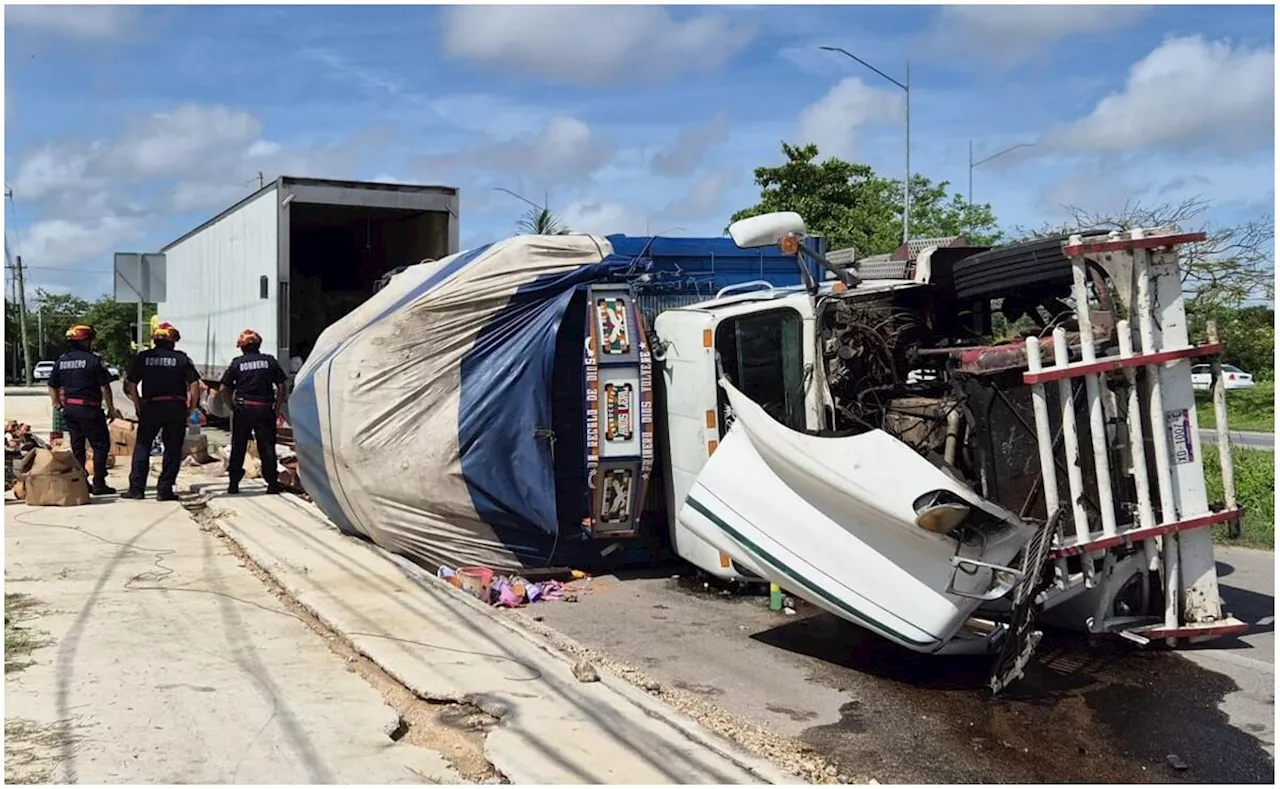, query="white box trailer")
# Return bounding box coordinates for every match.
[159,176,459,380]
